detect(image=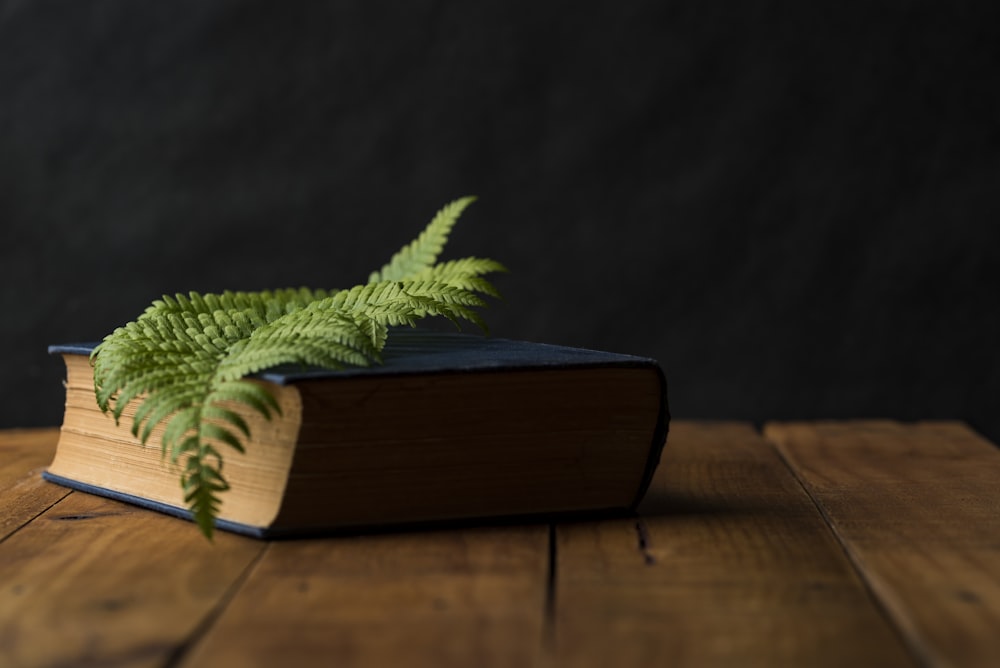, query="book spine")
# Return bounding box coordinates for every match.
[629,364,670,509]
